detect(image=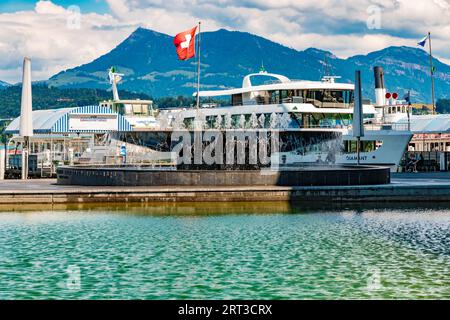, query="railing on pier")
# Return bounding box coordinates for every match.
[400,151,450,172]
